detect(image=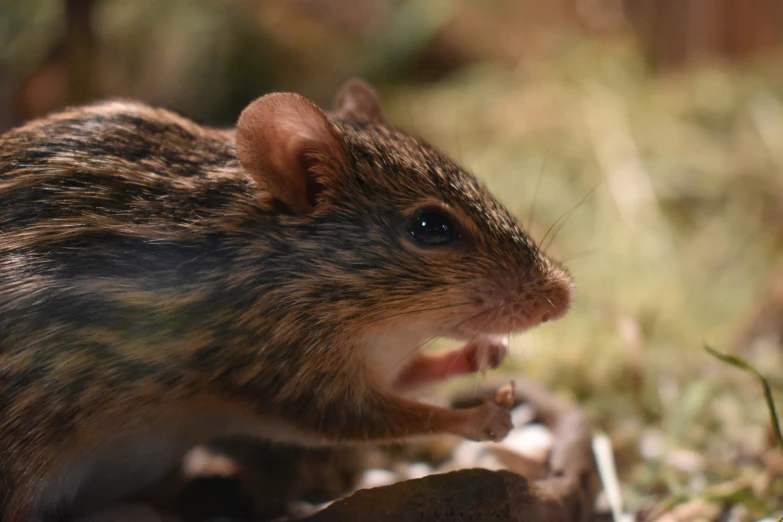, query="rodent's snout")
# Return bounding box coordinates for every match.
[522,278,571,328]
[539,273,573,323]
[470,264,573,335]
